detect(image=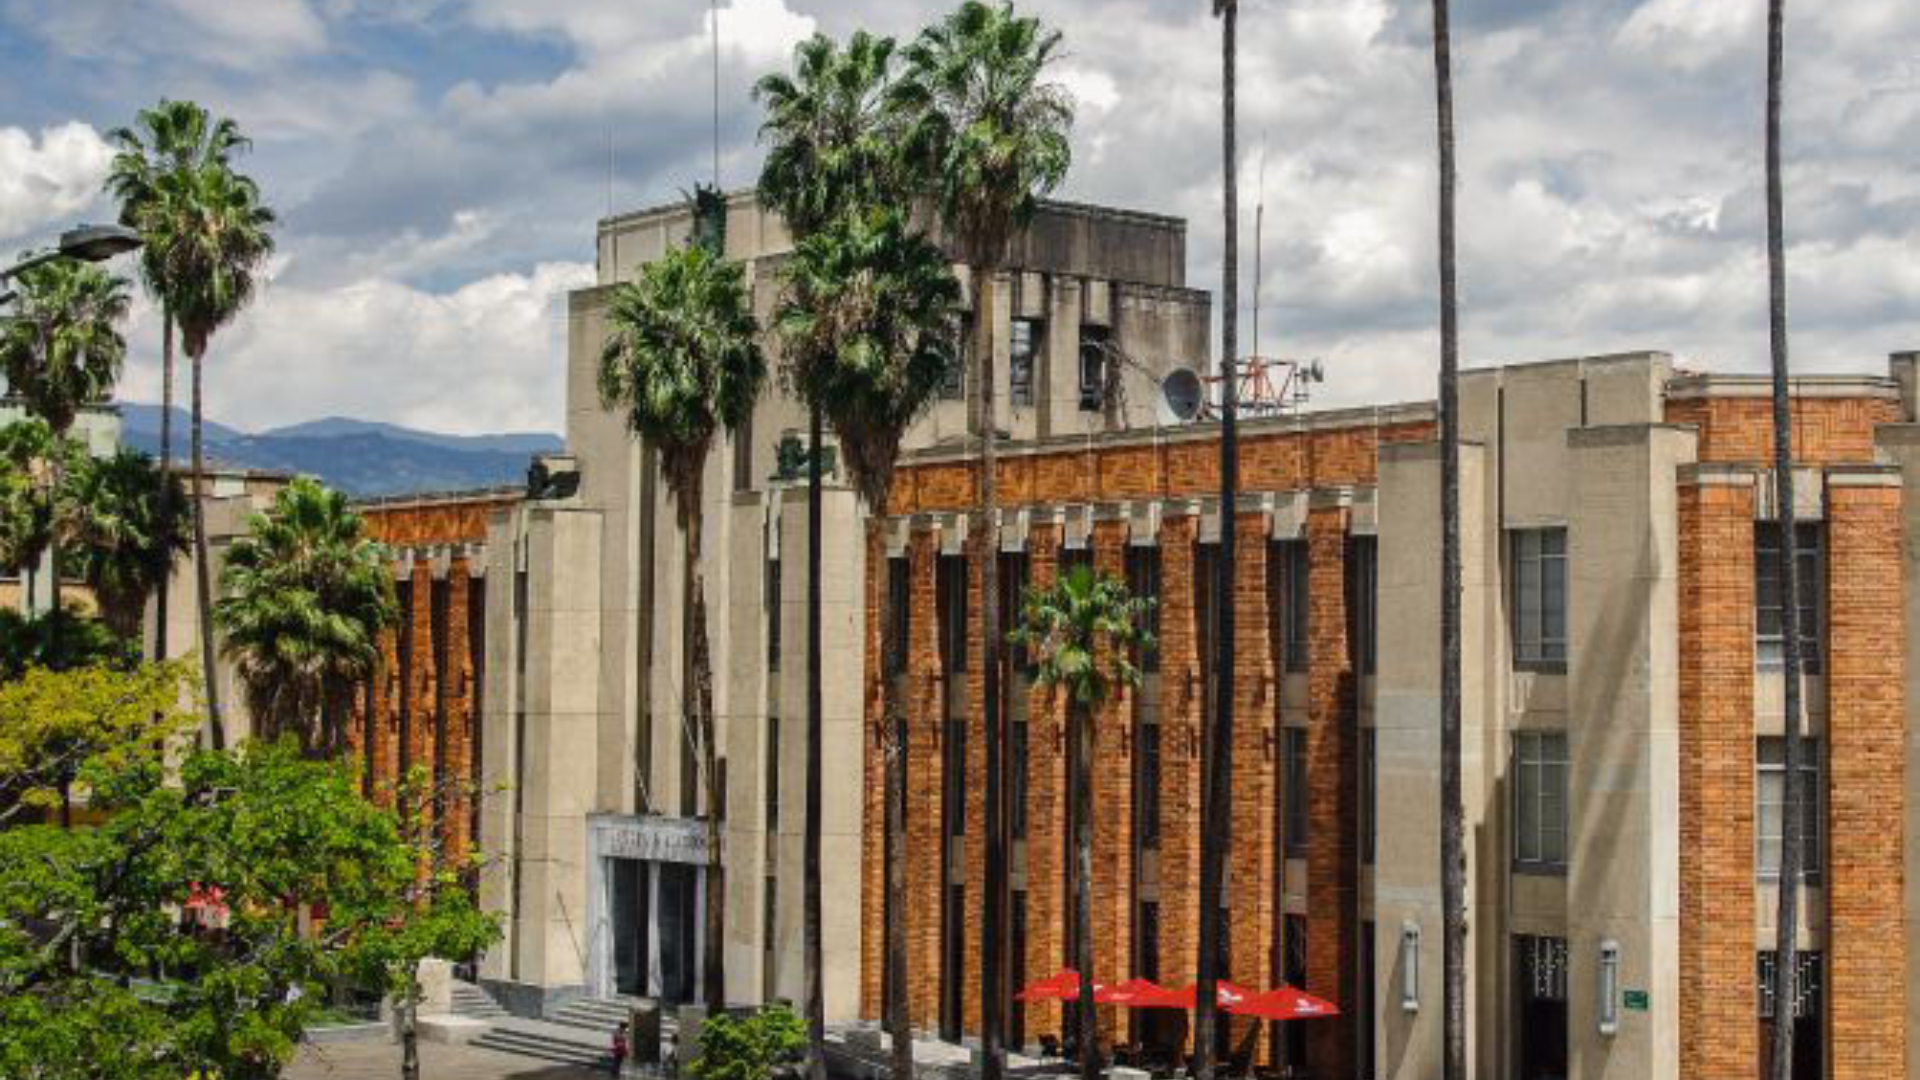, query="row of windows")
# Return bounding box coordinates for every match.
[942,316,1111,414]
[1509,523,1825,673]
